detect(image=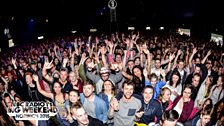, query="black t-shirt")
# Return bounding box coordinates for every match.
[63,82,73,93]
[28,86,43,101]
[29,86,39,101]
